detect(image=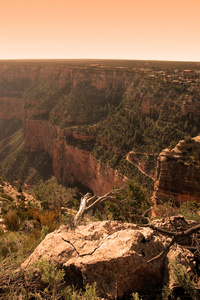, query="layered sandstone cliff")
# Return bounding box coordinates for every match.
[23,117,126,195]
[153,136,200,206]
